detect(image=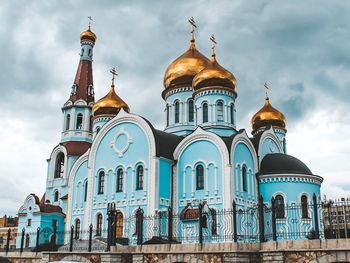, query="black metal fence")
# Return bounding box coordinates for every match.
[3,195,350,252]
